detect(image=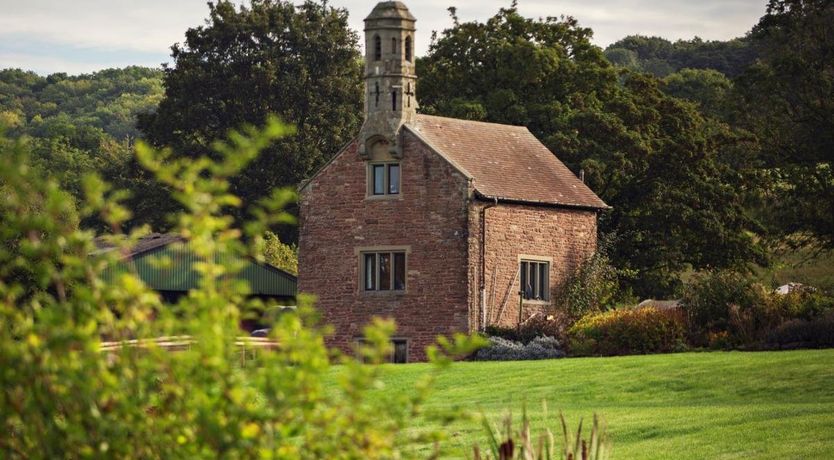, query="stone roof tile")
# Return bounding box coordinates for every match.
[407,114,608,209]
